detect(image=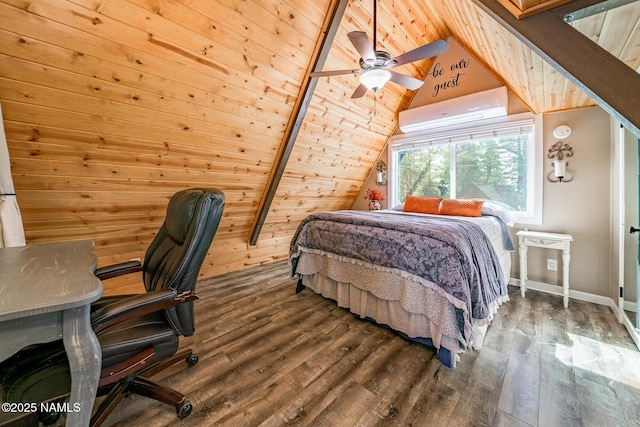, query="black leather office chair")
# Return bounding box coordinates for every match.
[0,188,224,426]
